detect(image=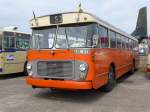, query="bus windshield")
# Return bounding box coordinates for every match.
[32,23,97,49]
